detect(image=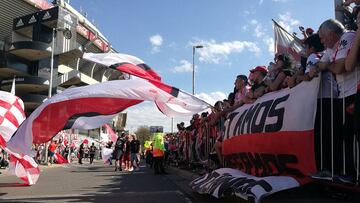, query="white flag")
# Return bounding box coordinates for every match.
[273,19,304,63]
